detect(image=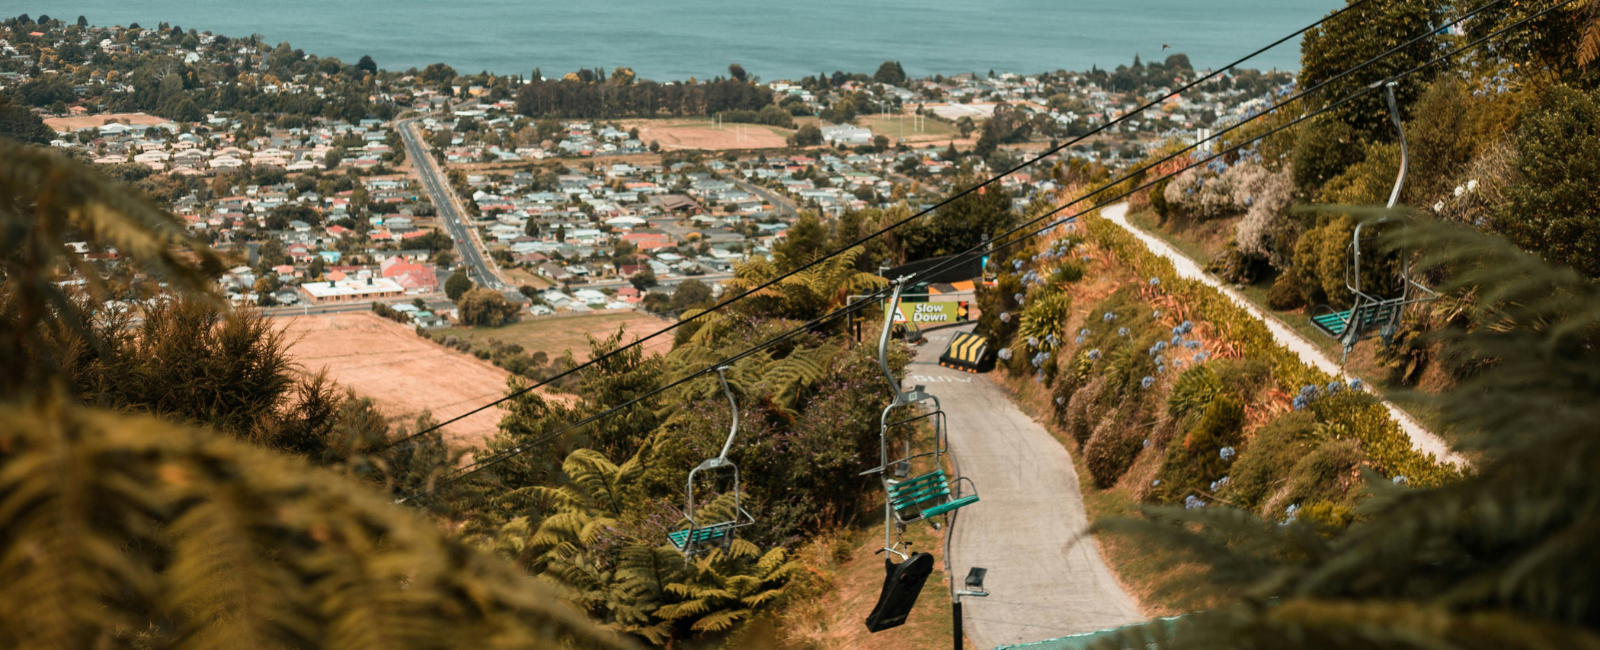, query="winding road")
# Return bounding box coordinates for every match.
[912,326,1143,649]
